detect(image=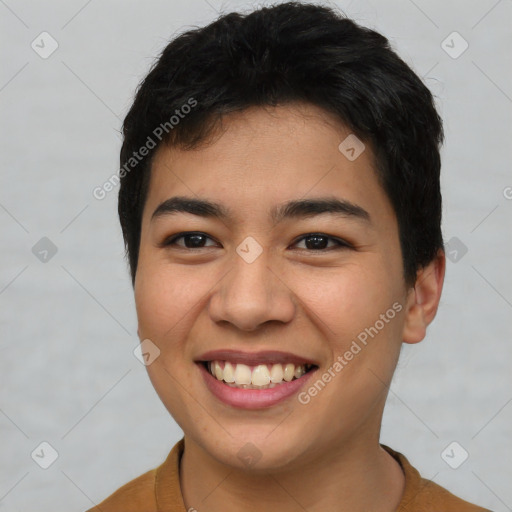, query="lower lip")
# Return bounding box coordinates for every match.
[197,363,318,410]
